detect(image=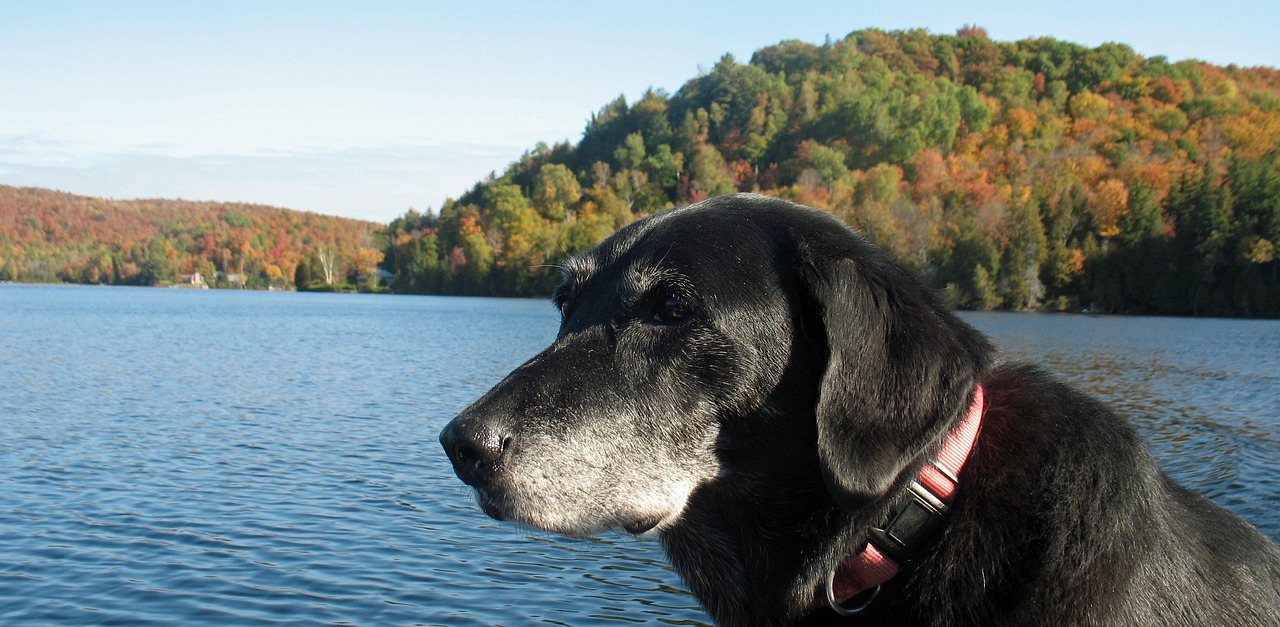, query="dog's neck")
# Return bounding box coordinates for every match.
[660,388,988,625]
[825,384,987,615]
